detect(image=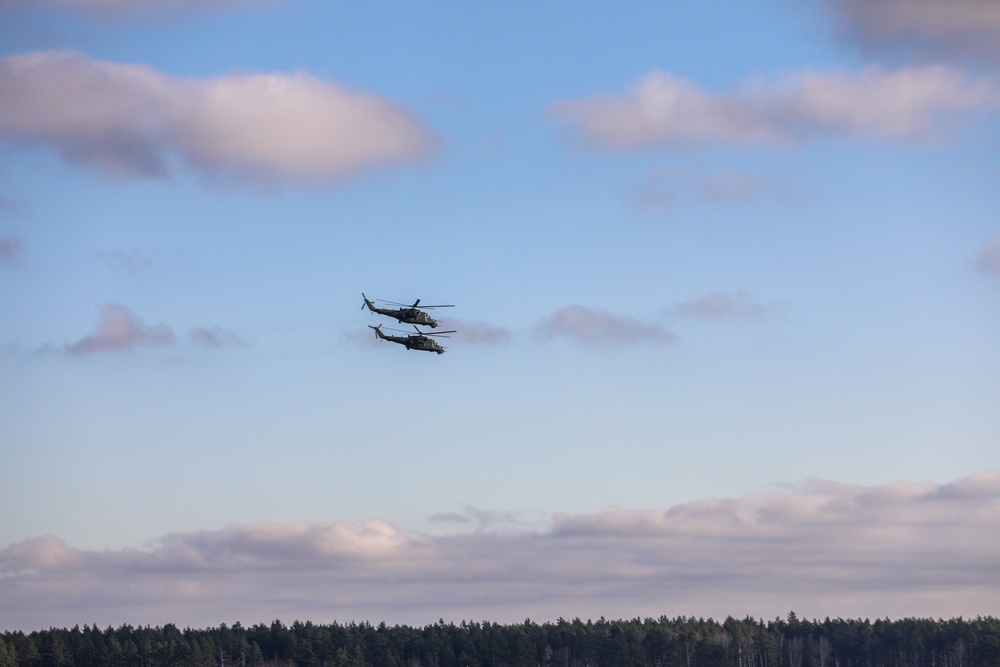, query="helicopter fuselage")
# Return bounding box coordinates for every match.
[362,294,440,327]
[384,308,438,328]
[369,325,447,354]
